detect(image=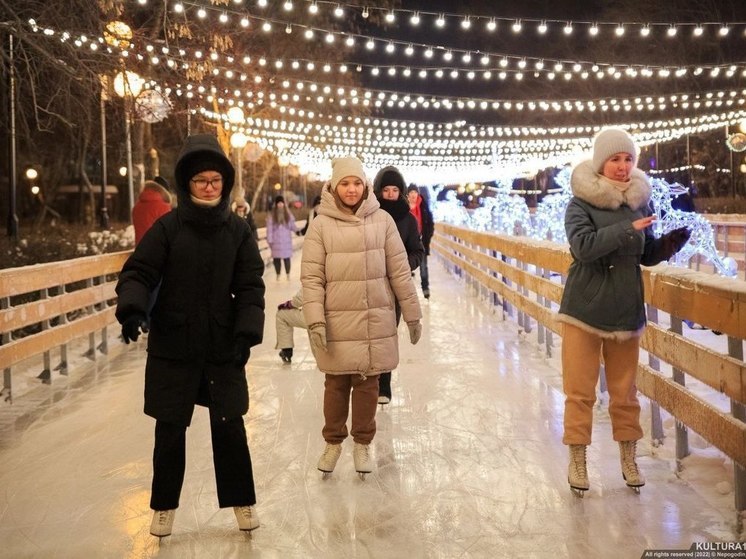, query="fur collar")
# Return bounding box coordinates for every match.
[570,160,651,211]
